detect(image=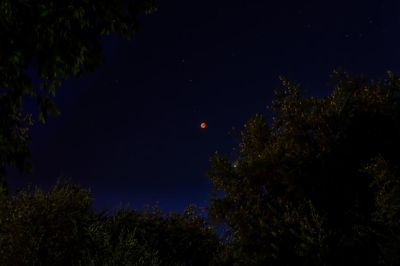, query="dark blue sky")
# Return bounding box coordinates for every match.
[9,0,400,212]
